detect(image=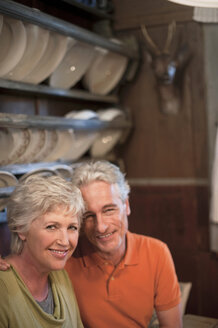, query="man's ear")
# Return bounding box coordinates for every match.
[125,199,131,216]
